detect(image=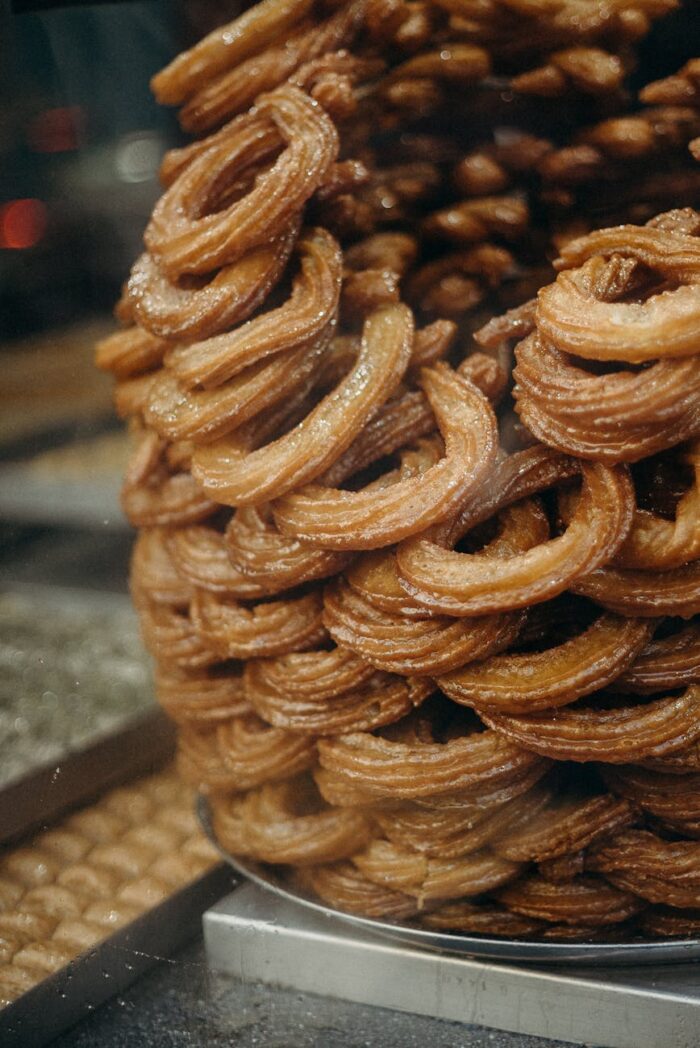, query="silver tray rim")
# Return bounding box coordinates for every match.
[197,795,700,967]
